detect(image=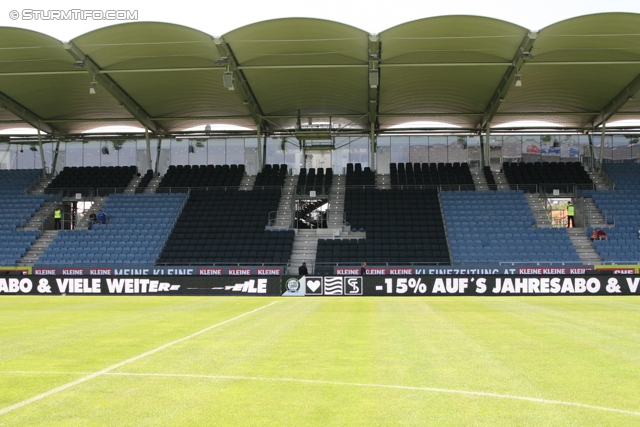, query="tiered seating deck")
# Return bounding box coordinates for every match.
[442,191,581,265]
[37,194,186,266]
[0,170,48,265]
[158,189,293,265]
